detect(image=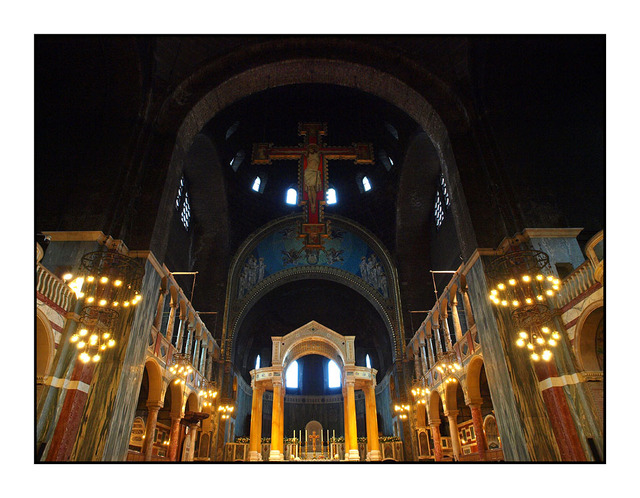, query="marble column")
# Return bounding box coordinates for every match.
[450,295,464,341]
[168,415,182,461]
[269,380,284,461]
[534,361,587,461]
[462,290,475,328]
[413,347,421,379]
[153,288,168,330]
[343,388,351,457]
[430,421,443,461]
[192,335,201,370]
[166,302,178,343]
[143,401,163,461]
[187,424,199,461]
[45,359,96,461]
[176,317,186,352]
[468,402,488,460]
[420,342,429,375]
[426,334,436,367]
[441,316,453,350]
[364,384,381,461]
[249,386,264,461]
[205,347,213,379]
[345,380,359,461]
[433,325,443,356]
[445,410,462,461]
